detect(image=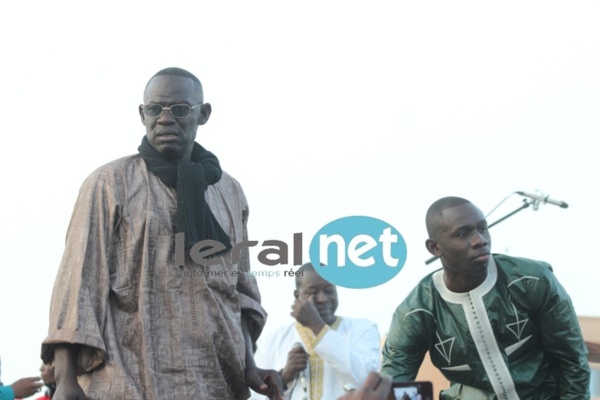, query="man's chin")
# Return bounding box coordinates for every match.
[154,144,185,160]
[319,312,336,325]
[467,260,490,275]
